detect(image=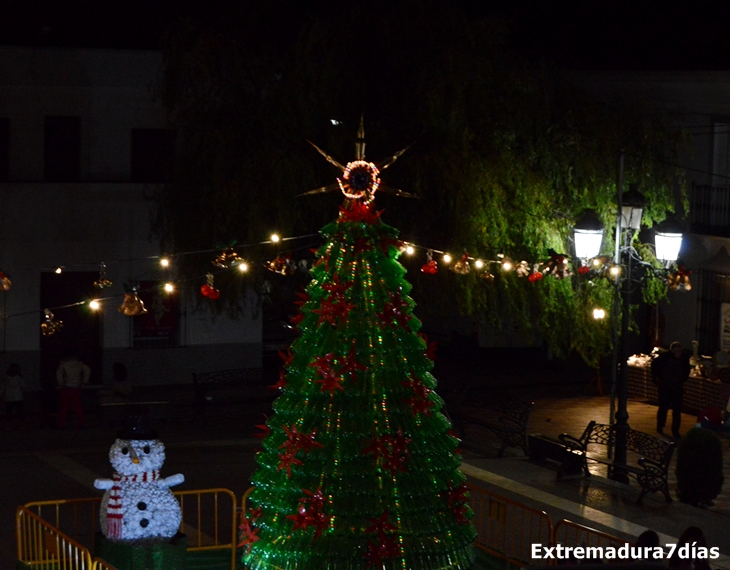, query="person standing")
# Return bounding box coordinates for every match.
[651,341,691,439]
[3,363,26,427]
[56,353,91,428]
